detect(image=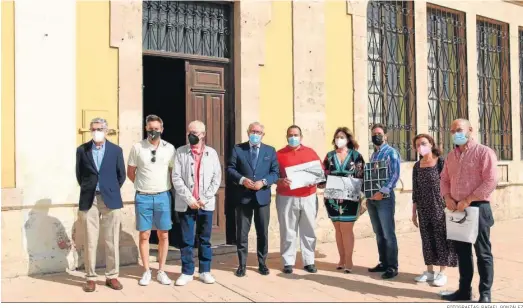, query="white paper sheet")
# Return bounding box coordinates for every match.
[285,160,325,190]
[324,175,363,201]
